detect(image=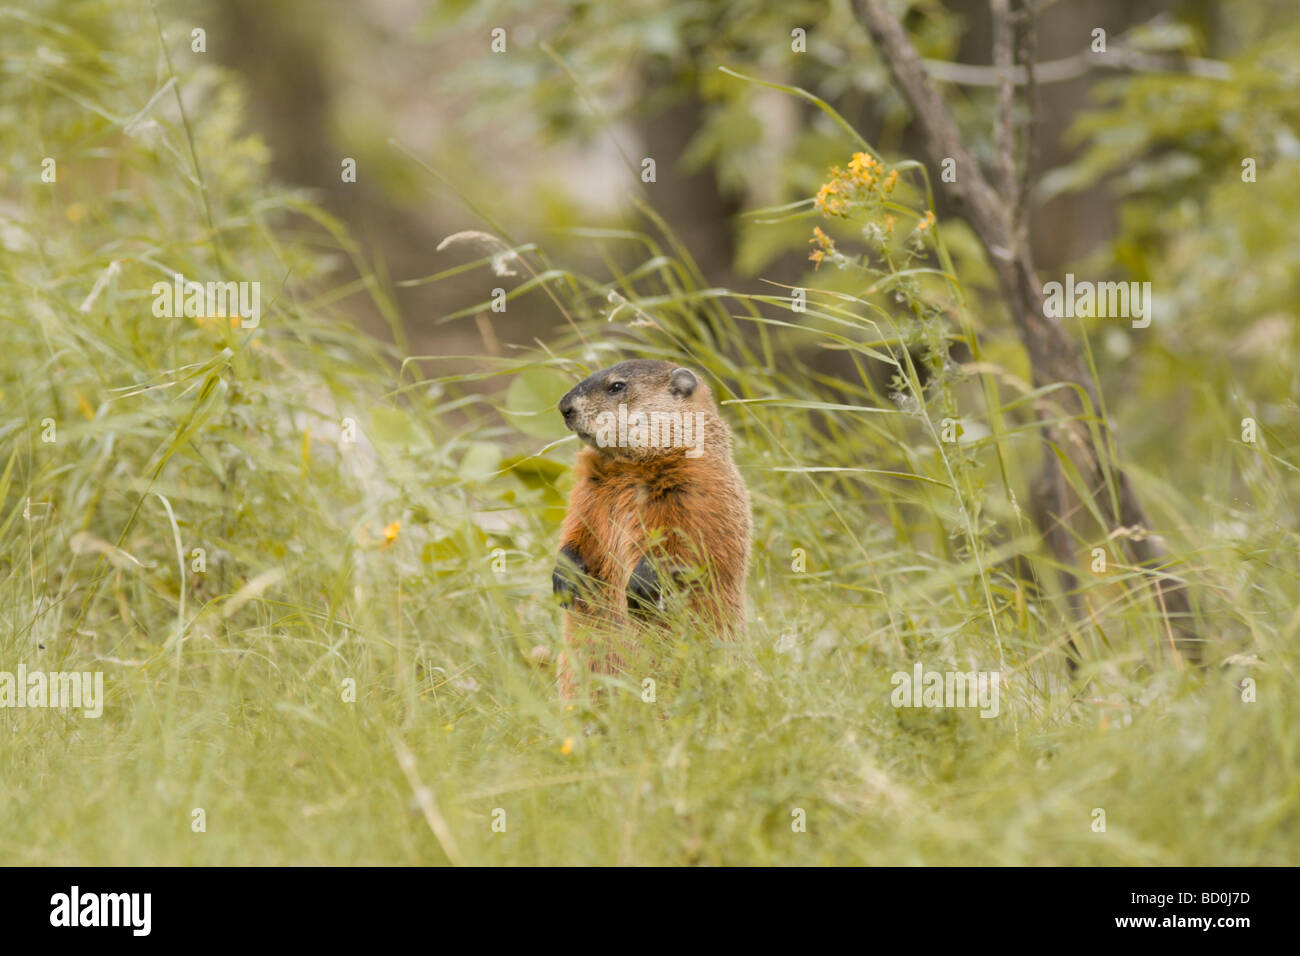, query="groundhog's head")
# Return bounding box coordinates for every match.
[557,359,719,460]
